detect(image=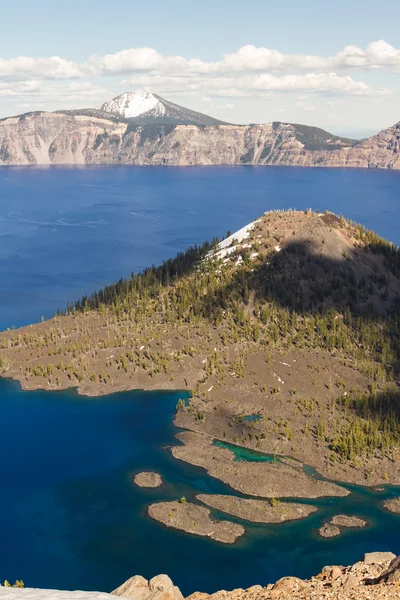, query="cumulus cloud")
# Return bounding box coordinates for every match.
[1,39,399,83]
[335,40,400,69]
[251,72,373,94]
[0,40,396,115]
[0,81,109,113]
[122,71,384,97]
[0,56,89,80]
[89,40,400,76]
